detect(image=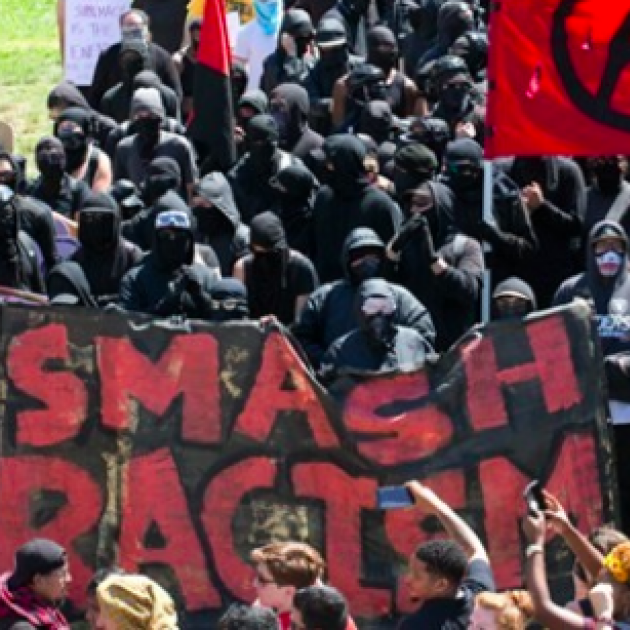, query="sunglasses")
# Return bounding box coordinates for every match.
[362,296,396,316]
[155,211,190,229]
